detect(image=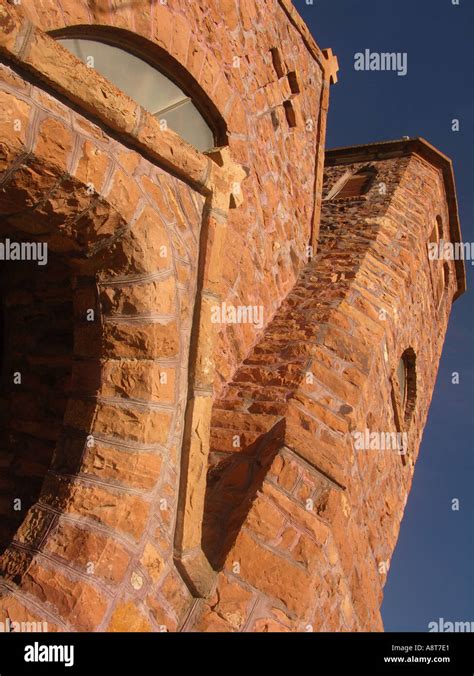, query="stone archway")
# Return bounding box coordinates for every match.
[0,72,195,630]
[0,16,245,625]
